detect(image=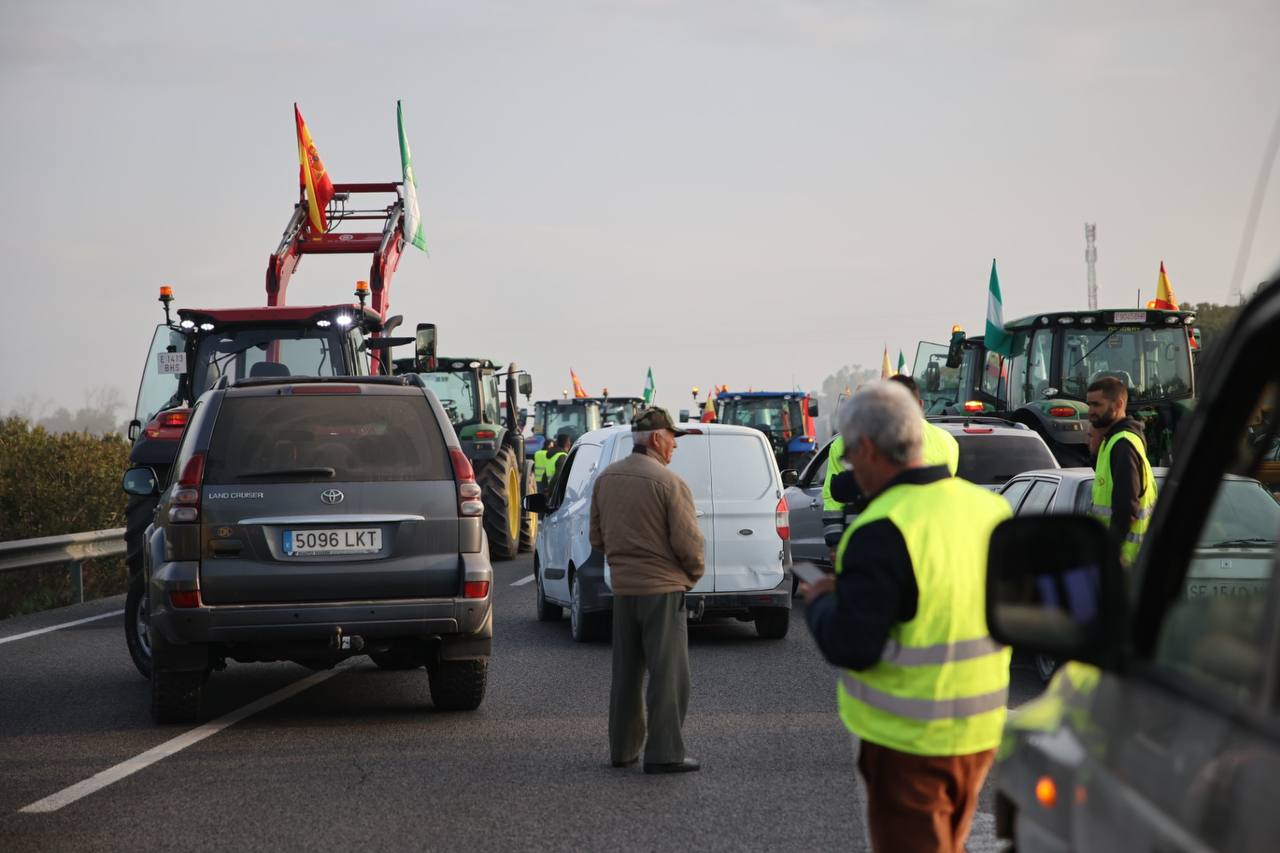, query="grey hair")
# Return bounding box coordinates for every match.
[633,429,656,447]
[836,380,923,466]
